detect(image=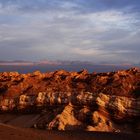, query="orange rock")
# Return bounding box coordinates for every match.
[0,68,140,133]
